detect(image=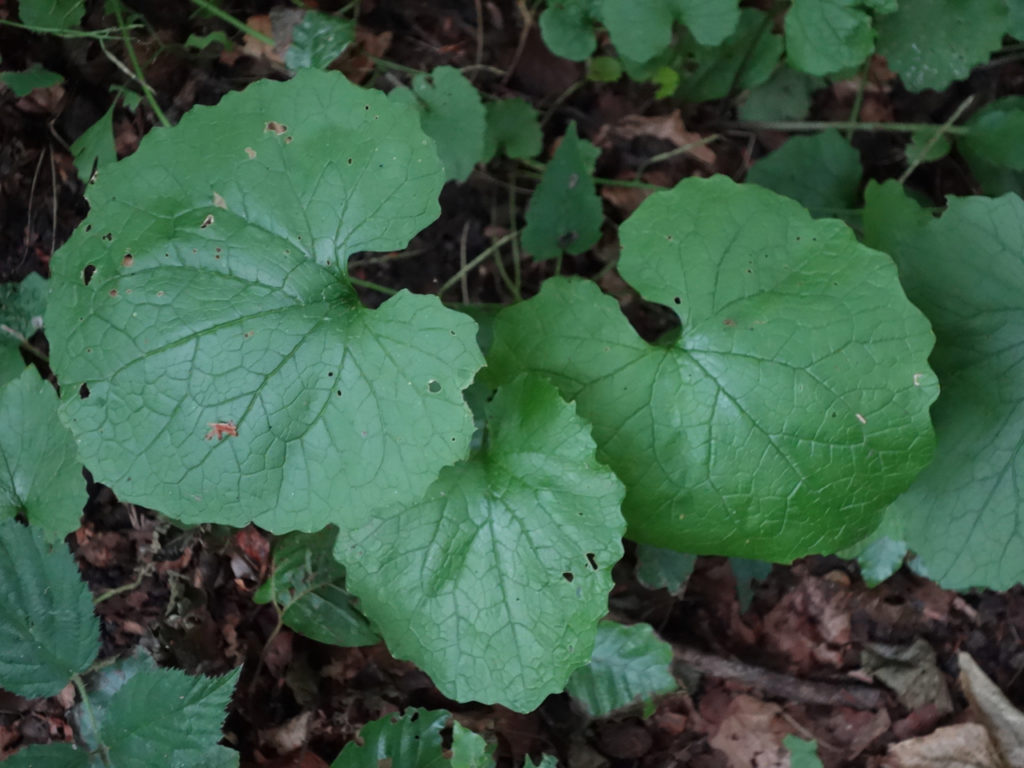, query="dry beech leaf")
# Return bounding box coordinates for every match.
[883,723,1005,768]
[958,652,1024,767]
[862,638,953,716]
[594,109,716,165]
